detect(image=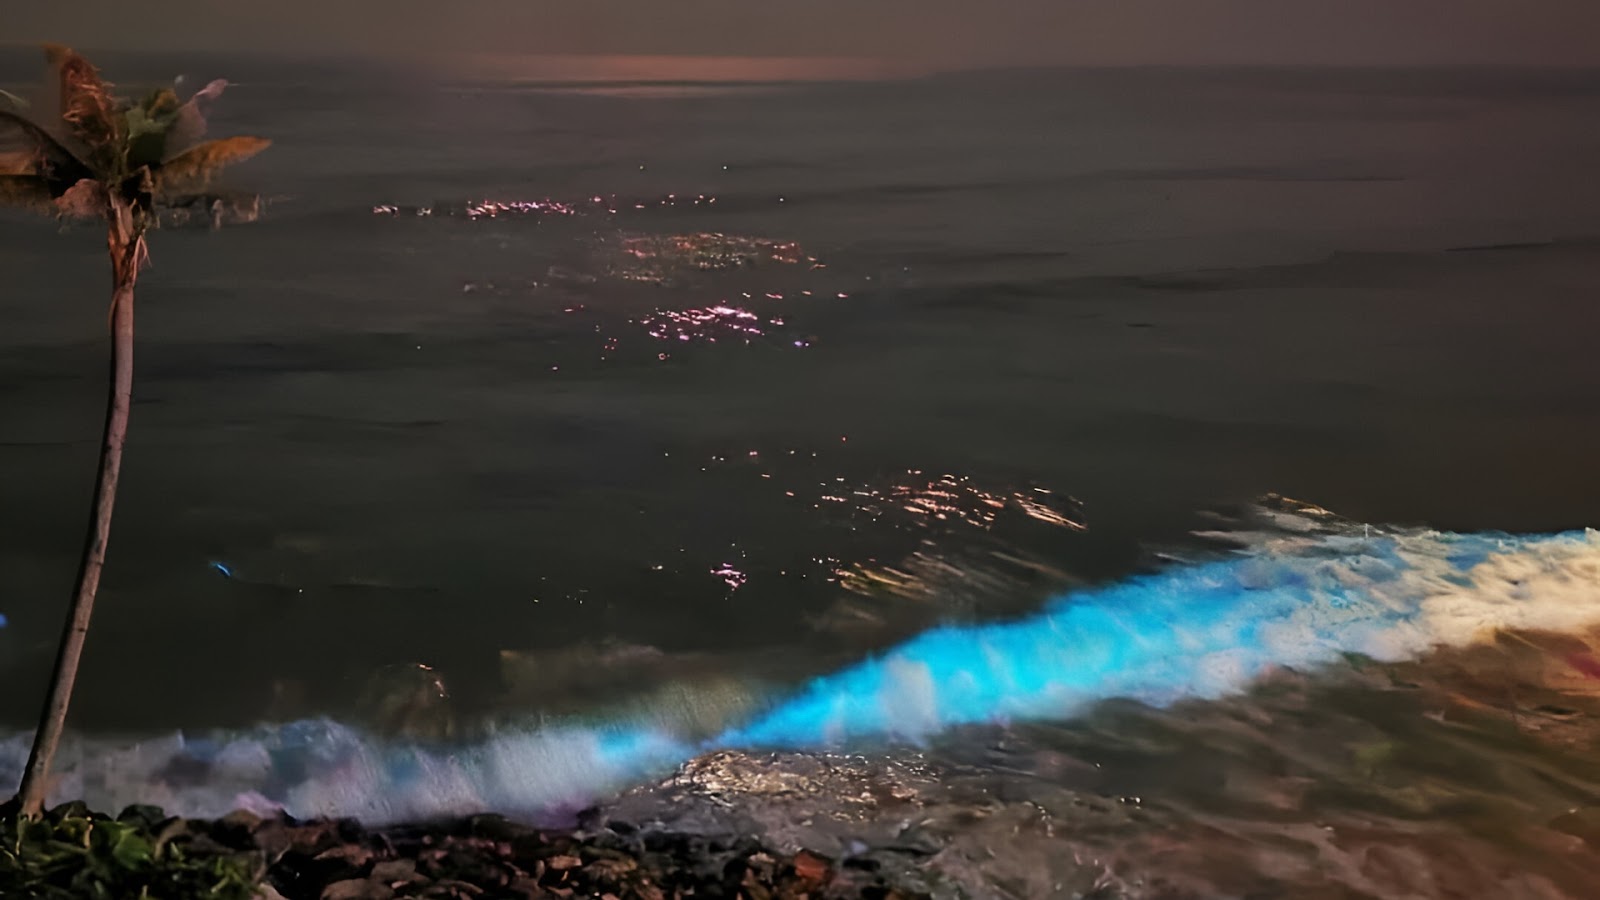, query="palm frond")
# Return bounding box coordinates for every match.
[126,89,182,169]
[42,43,125,165]
[0,174,57,214]
[164,79,228,155]
[0,110,93,184]
[0,151,32,175]
[153,136,270,195]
